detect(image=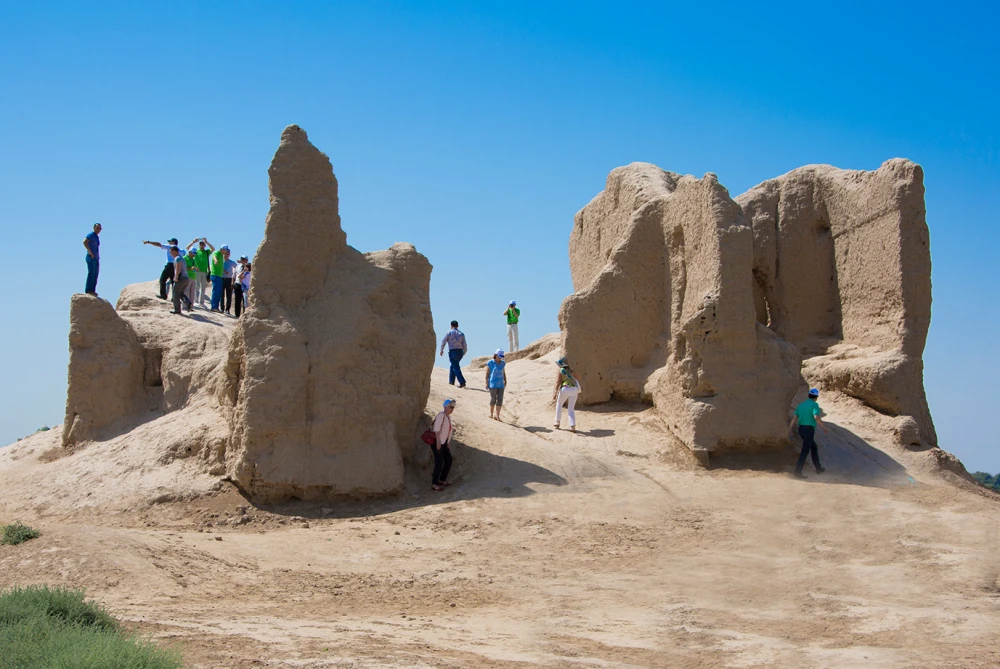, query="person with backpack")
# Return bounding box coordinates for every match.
[438,320,468,388]
[503,300,520,352]
[552,357,582,432]
[430,398,457,491]
[789,388,828,478]
[486,349,508,421]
